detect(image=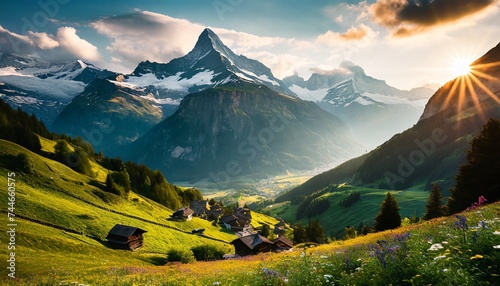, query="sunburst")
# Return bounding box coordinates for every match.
[441,56,500,128]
